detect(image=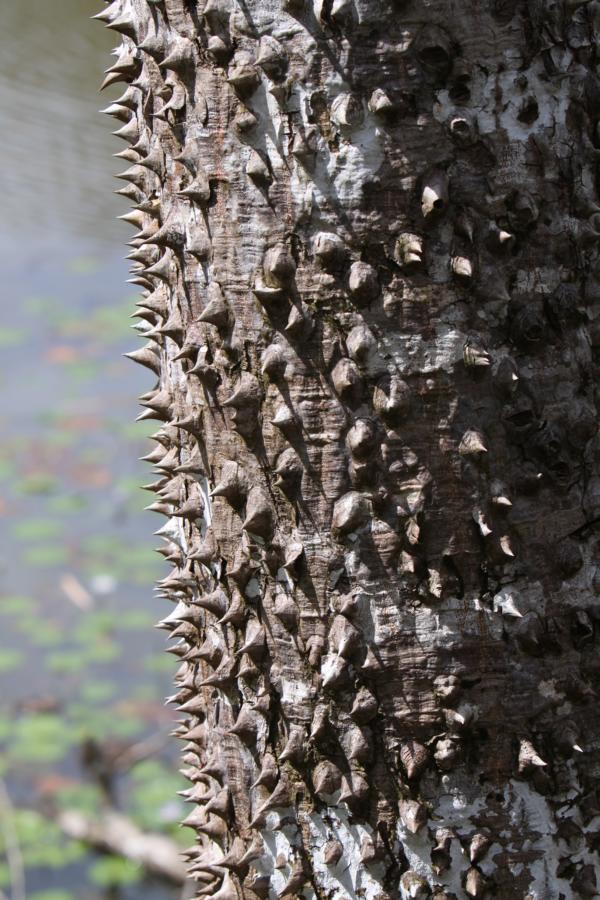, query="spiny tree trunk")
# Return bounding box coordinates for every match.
[99,0,600,896]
